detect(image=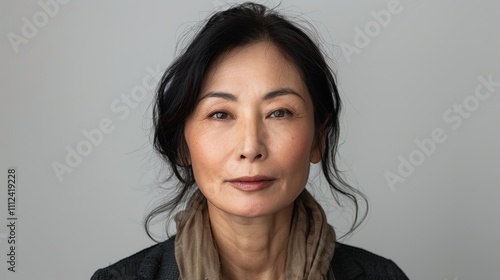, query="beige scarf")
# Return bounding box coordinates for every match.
[174,189,336,279]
